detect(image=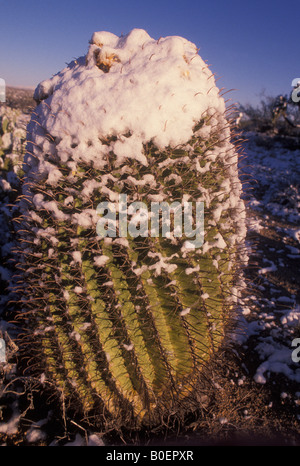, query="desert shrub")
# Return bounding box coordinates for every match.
[236,91,300,136]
